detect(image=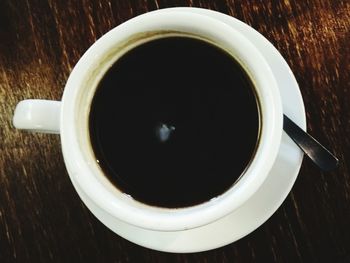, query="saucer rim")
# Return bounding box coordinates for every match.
[73,7,306,253]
